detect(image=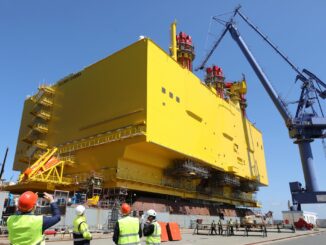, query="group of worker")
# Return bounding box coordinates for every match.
[210,219,237,236]
[6,191,161,245]
[112,203,161,245]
